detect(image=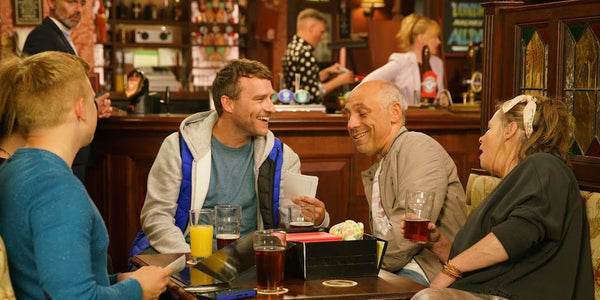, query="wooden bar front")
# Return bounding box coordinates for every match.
[86,110,480,272]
